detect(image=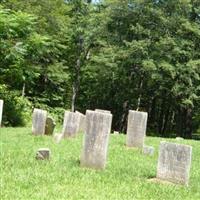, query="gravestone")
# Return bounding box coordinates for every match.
[126,110,148,148]
[113,131,119,135]
[53,133,63,143]
[143,145,154,156]
[75,111,86,133]
[0,100,3,127]
[62,111,81,138]
[80,110,112,170]
[45,117,56,135]
[156,141,192,185]
[32,108,47,135]
[95,109,111,114]
[176,137,184,141]
[36,148,51,160]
